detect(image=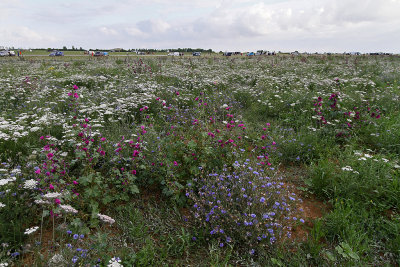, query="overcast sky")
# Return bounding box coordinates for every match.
[1,0,400,52]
